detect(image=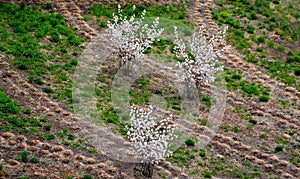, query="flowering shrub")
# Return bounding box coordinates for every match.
[106,5,164,66]
[173,26,230,87]
[125,105,178,165]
